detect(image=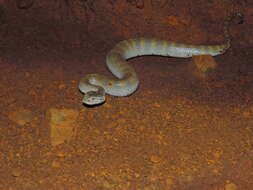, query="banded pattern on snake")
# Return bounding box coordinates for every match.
[79,13,241,105]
